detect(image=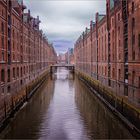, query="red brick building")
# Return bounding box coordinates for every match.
[0,0,57,121]
[74,0,140,111]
